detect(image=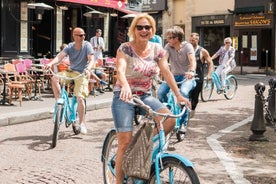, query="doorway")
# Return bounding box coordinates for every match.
[240,29,272,68]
